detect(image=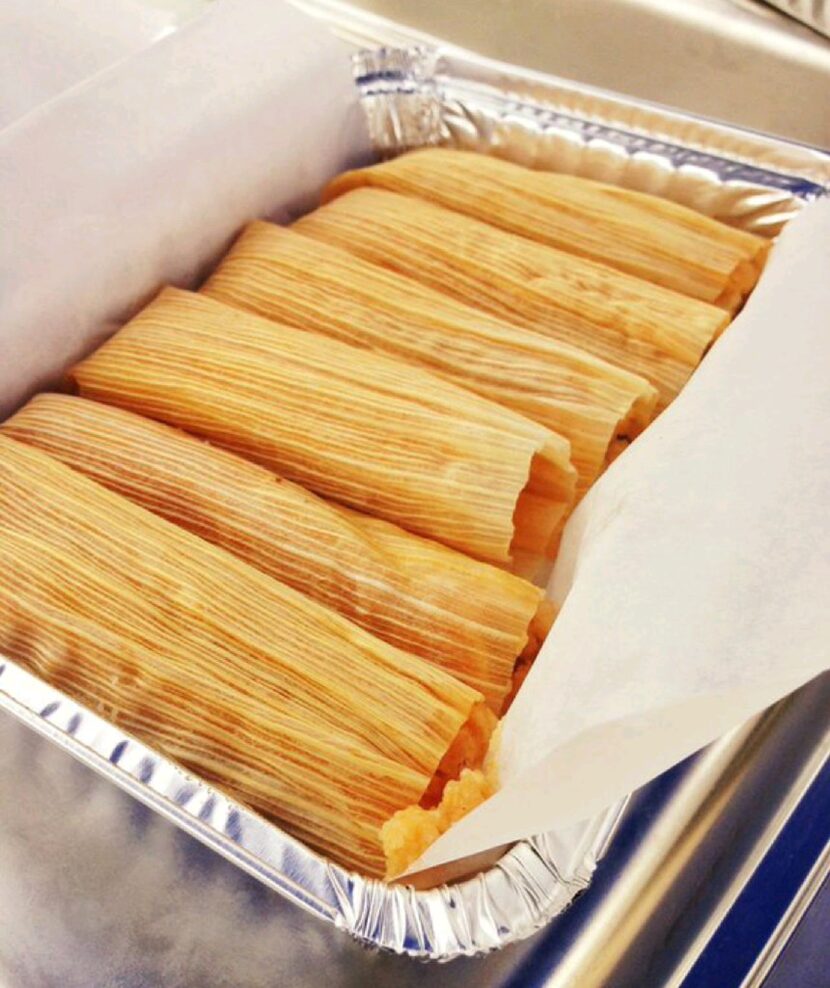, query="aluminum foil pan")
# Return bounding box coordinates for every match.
[1,39,828,962]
